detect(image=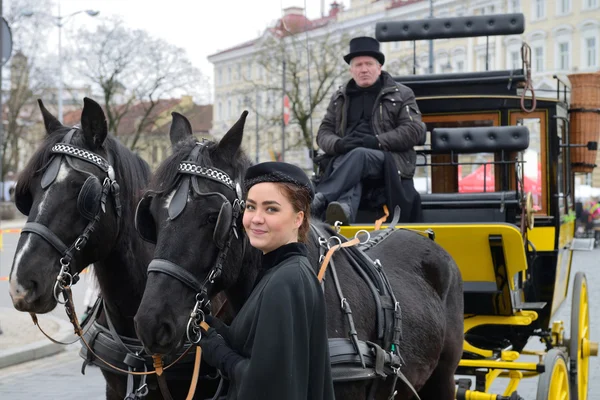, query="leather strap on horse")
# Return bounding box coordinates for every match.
[318,236,361,282]
[374,205,390,231]
[31,287,207,400]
